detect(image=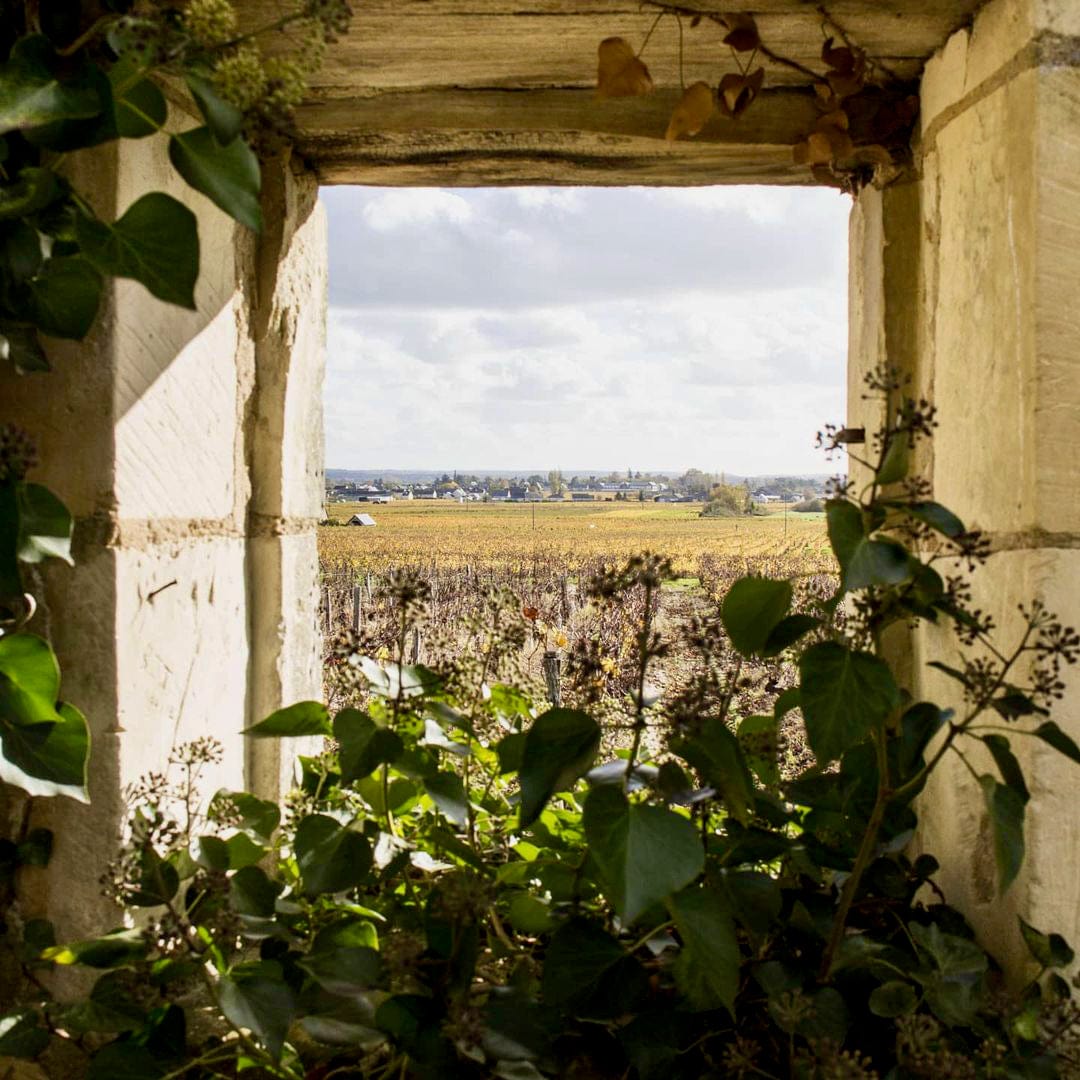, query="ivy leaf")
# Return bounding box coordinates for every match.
[0,1009,49,1058]
[17,483,73,565]
[869,980,918,1018]
[0,633,61,726]
[299,946,381,996]
[244,700,331,738]
[87,1041,165,1080]
[0,36,102,134]
[884,500,965,539]
[541,917,648,1018]
[77,193,198,309]
[185,73,243,145]
[675,716,756,822]
[110,59,167,140]
[0,167,62,221]
[596,37,654,97]
[583,785,703,923]
[1018,917,1074,969]
[424,771,469,826]
[294,814,372,896]
[667,885,739,1014]
[720,576,792,657]
[43,927,147,969]
[738,714,779,788]
[518,708,599,828]
[334,708,403,782]
[665,81,714,141]
[876,432,910,484]
[979,775,1025,893]
[168,126,262,232]
[762,614,819,657]
[826,500,912,592]
[29,256,103,339]
[0,699,90,802]
[217,961,296,1061]
[799,642,900,763]
[0,322,49,373]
